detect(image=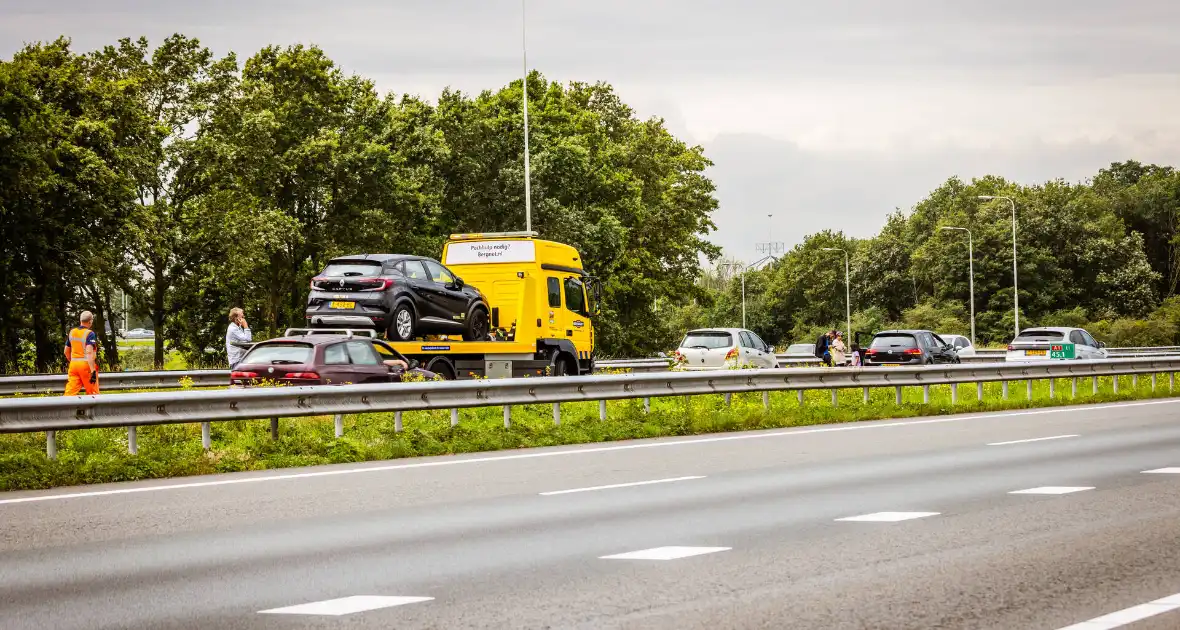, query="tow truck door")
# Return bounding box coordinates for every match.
[560,275,592,356]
